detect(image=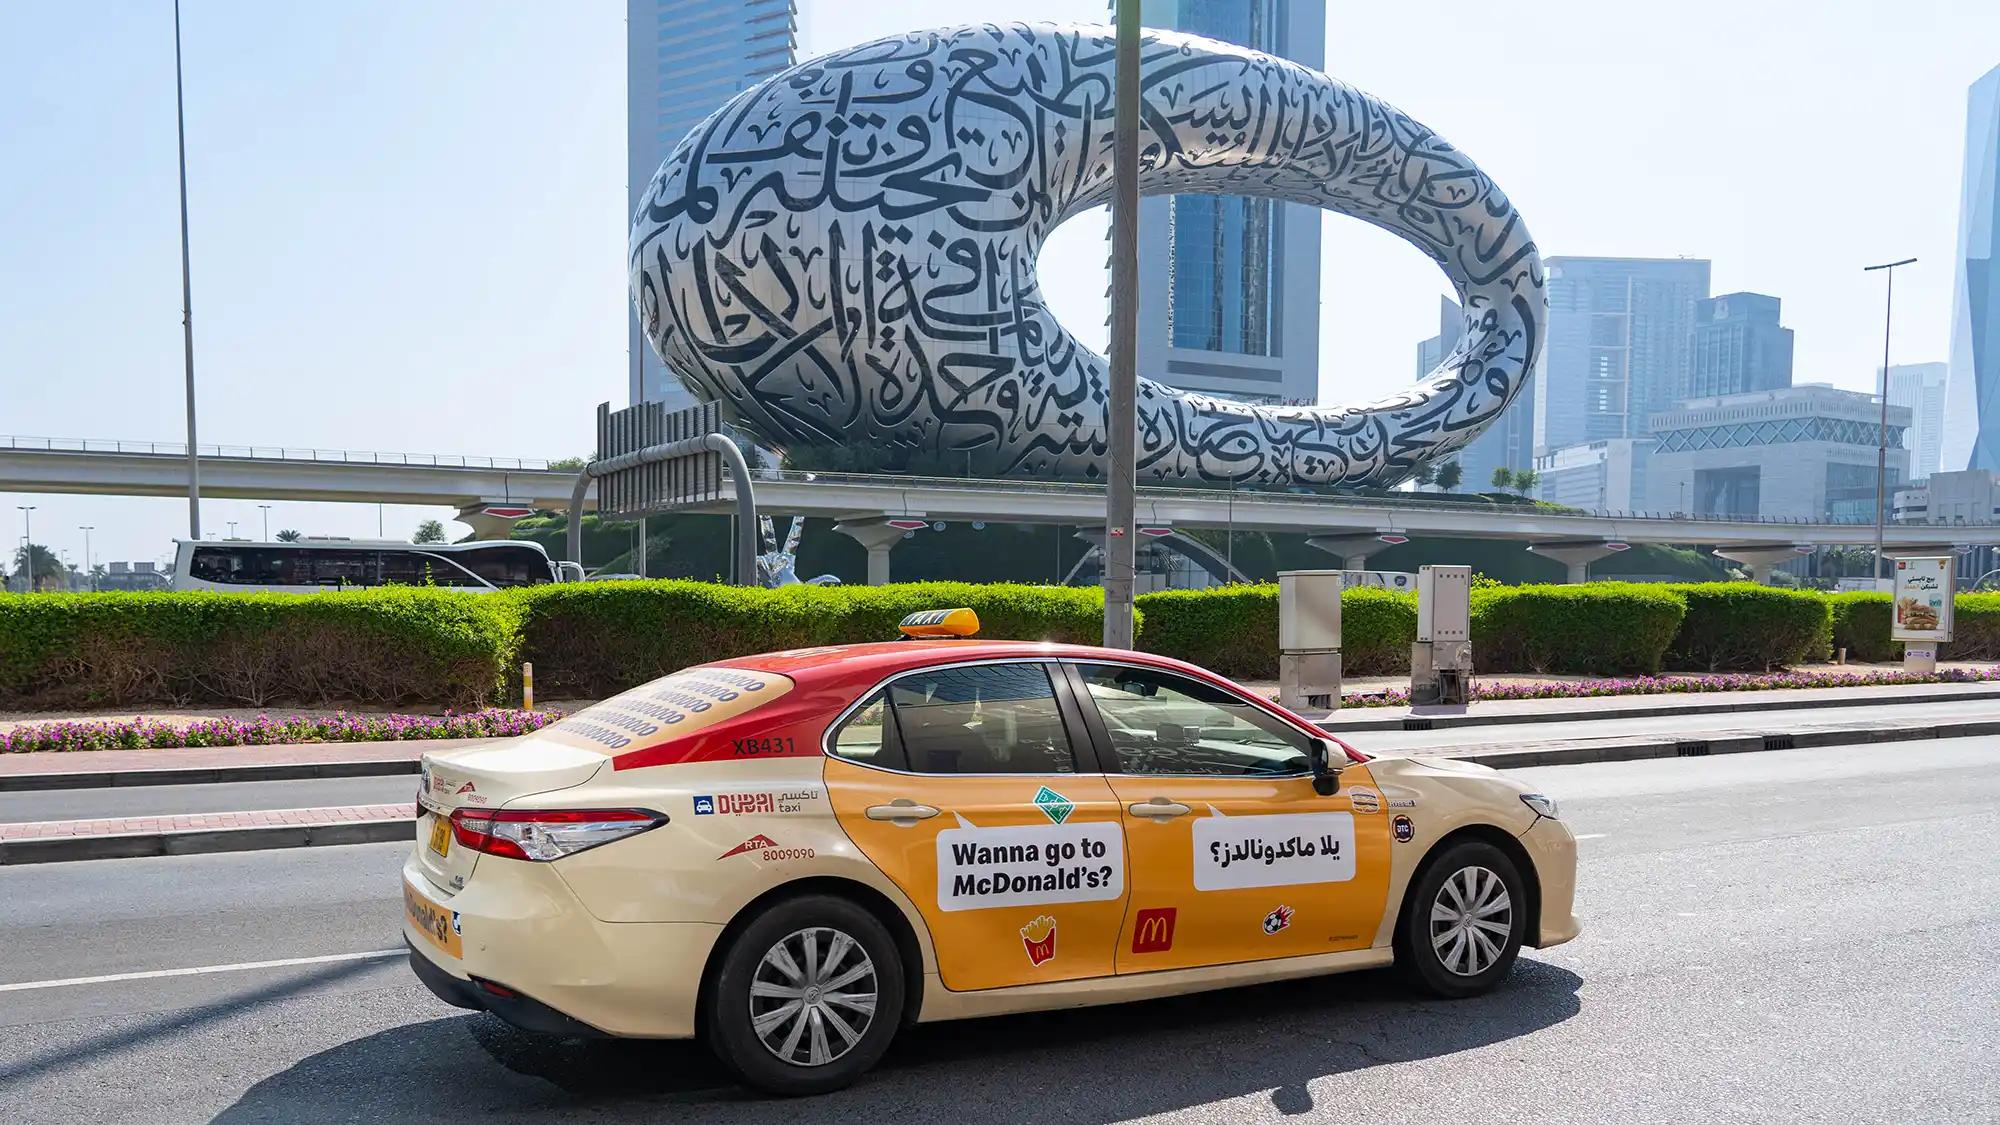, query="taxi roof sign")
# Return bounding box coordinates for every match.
[898,608,980,638]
